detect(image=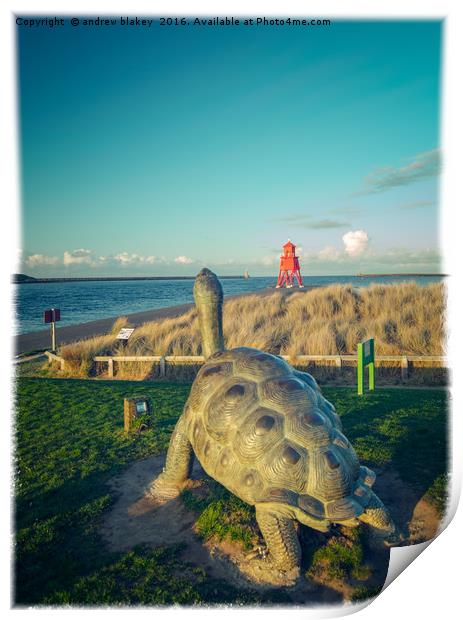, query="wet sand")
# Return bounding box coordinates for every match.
[15,286,311,356]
